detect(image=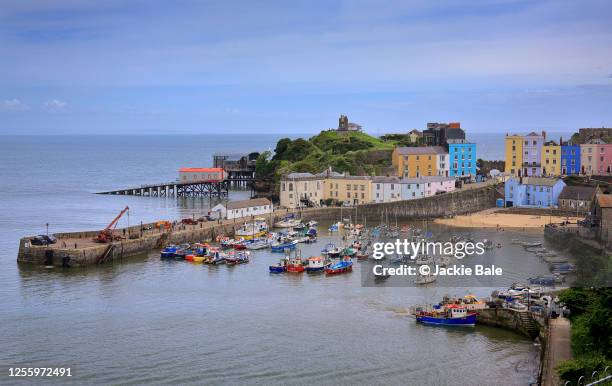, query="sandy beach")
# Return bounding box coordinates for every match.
[434,208,581,230]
